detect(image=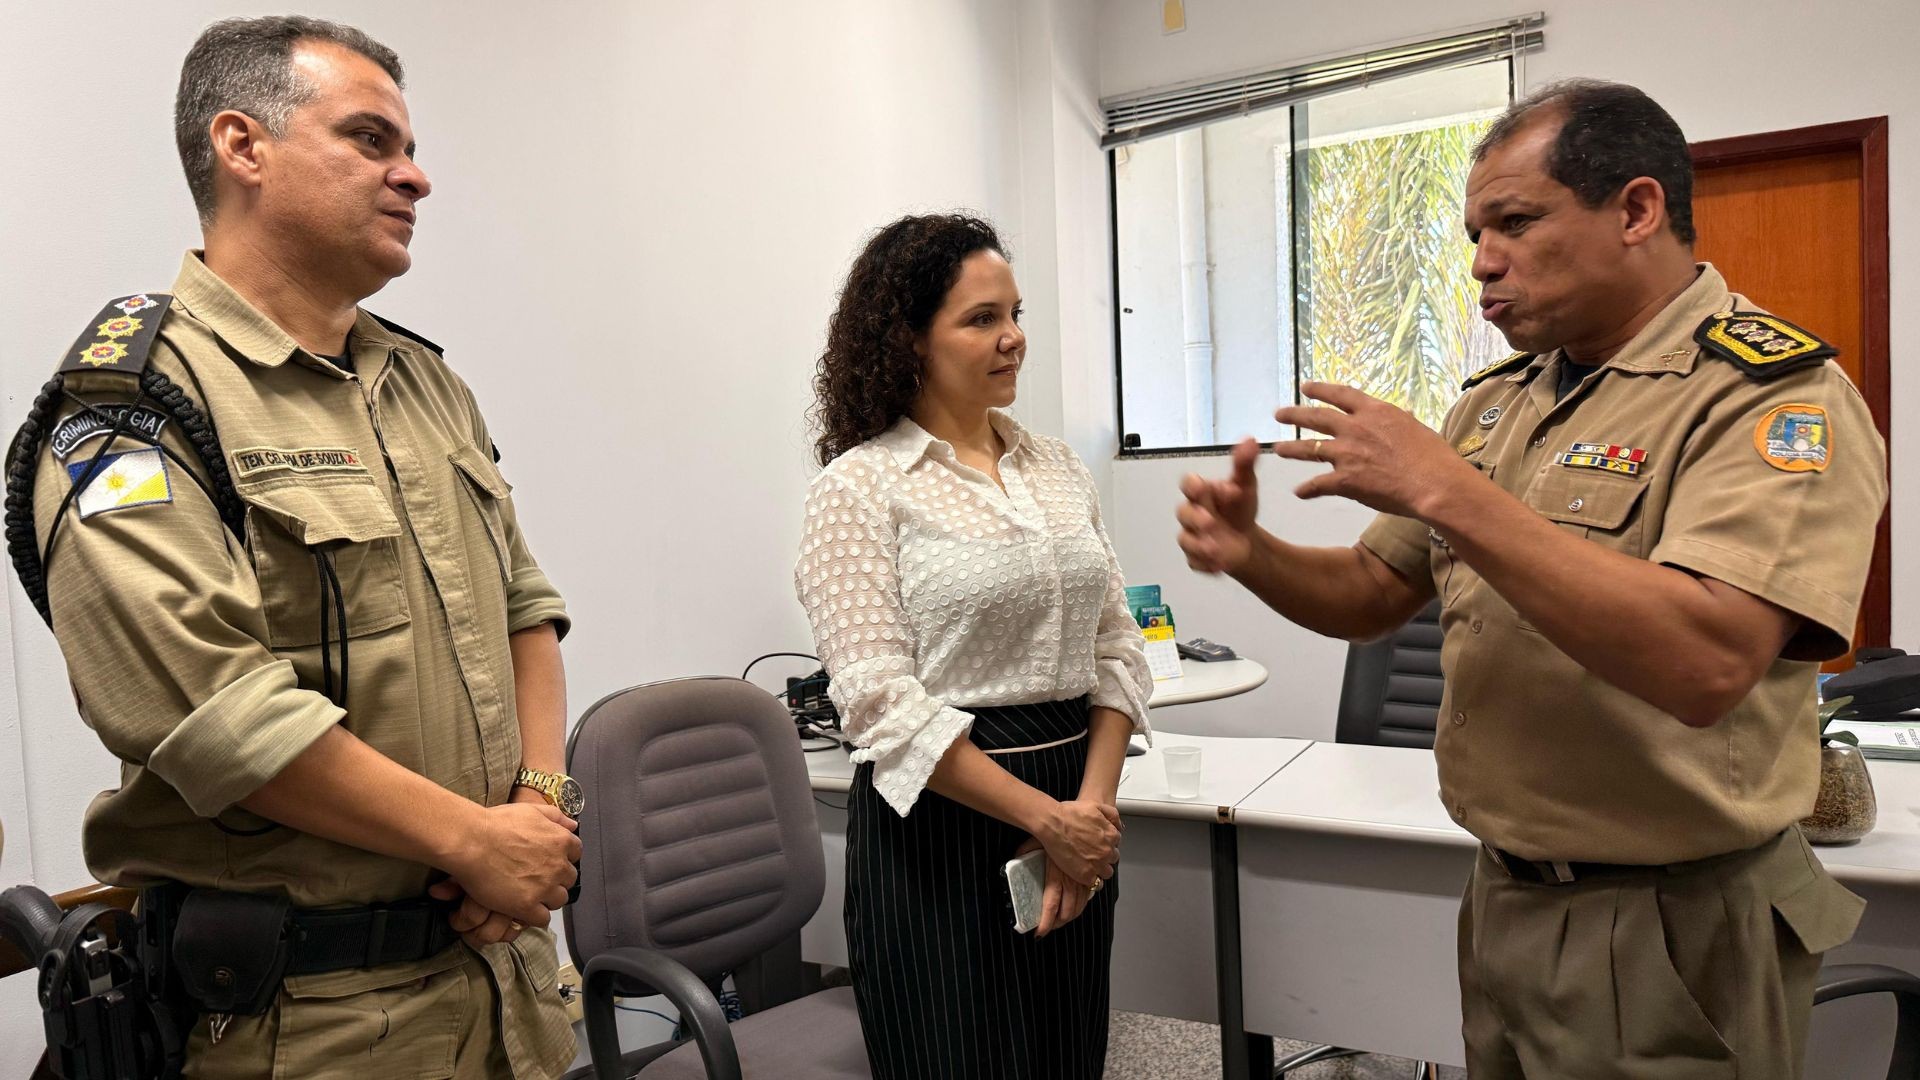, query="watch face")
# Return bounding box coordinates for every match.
[558,776,585,817]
